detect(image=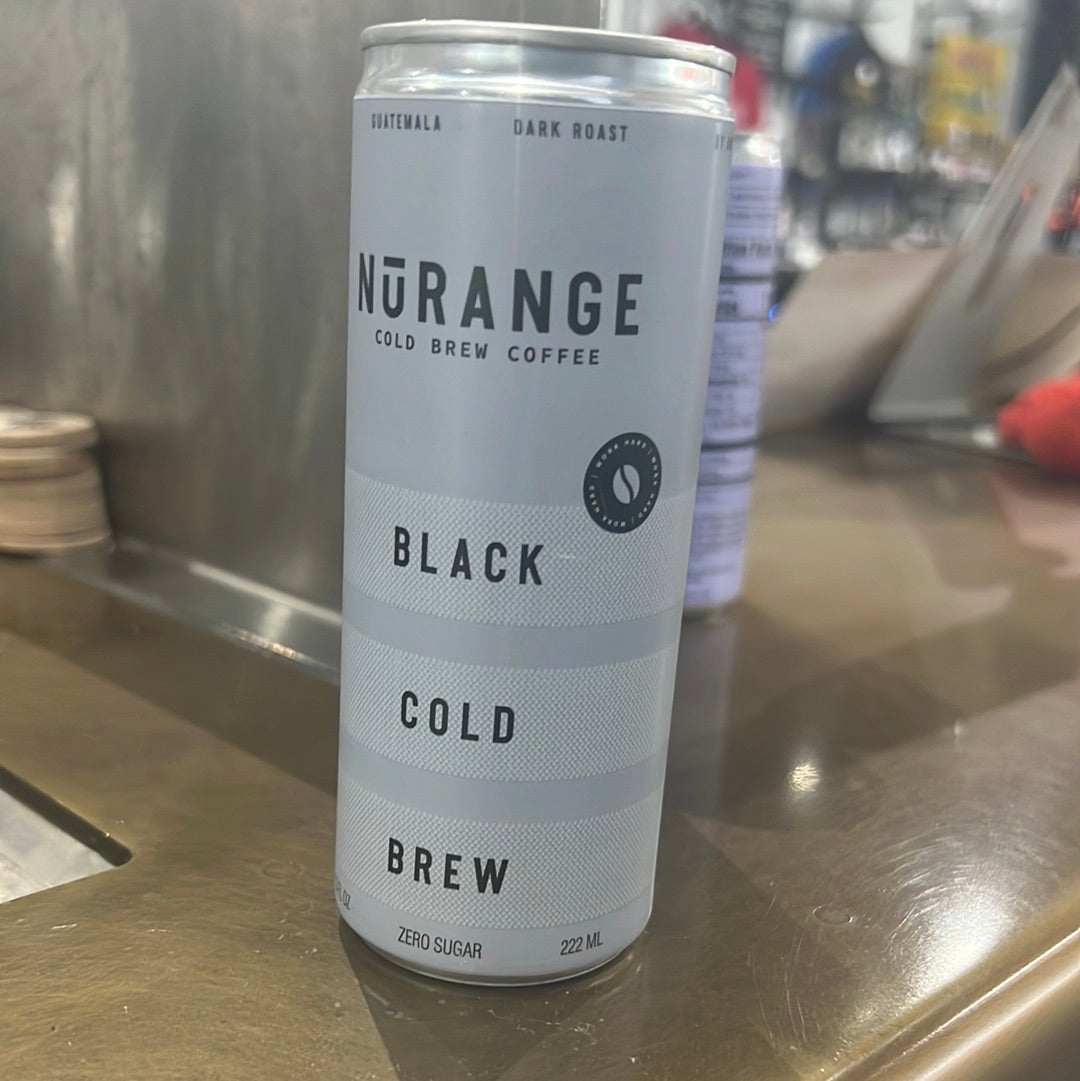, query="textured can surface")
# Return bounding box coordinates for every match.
[336,21,735,984]
[720,133,783,280]
[683,445,755,614]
